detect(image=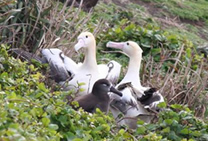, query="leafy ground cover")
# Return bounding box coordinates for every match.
[0,0,208,140]
[0,44,207,141]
